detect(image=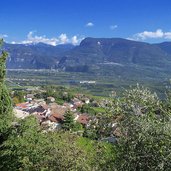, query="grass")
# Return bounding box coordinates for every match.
[92,107,106,113]
[76,136,116,168]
